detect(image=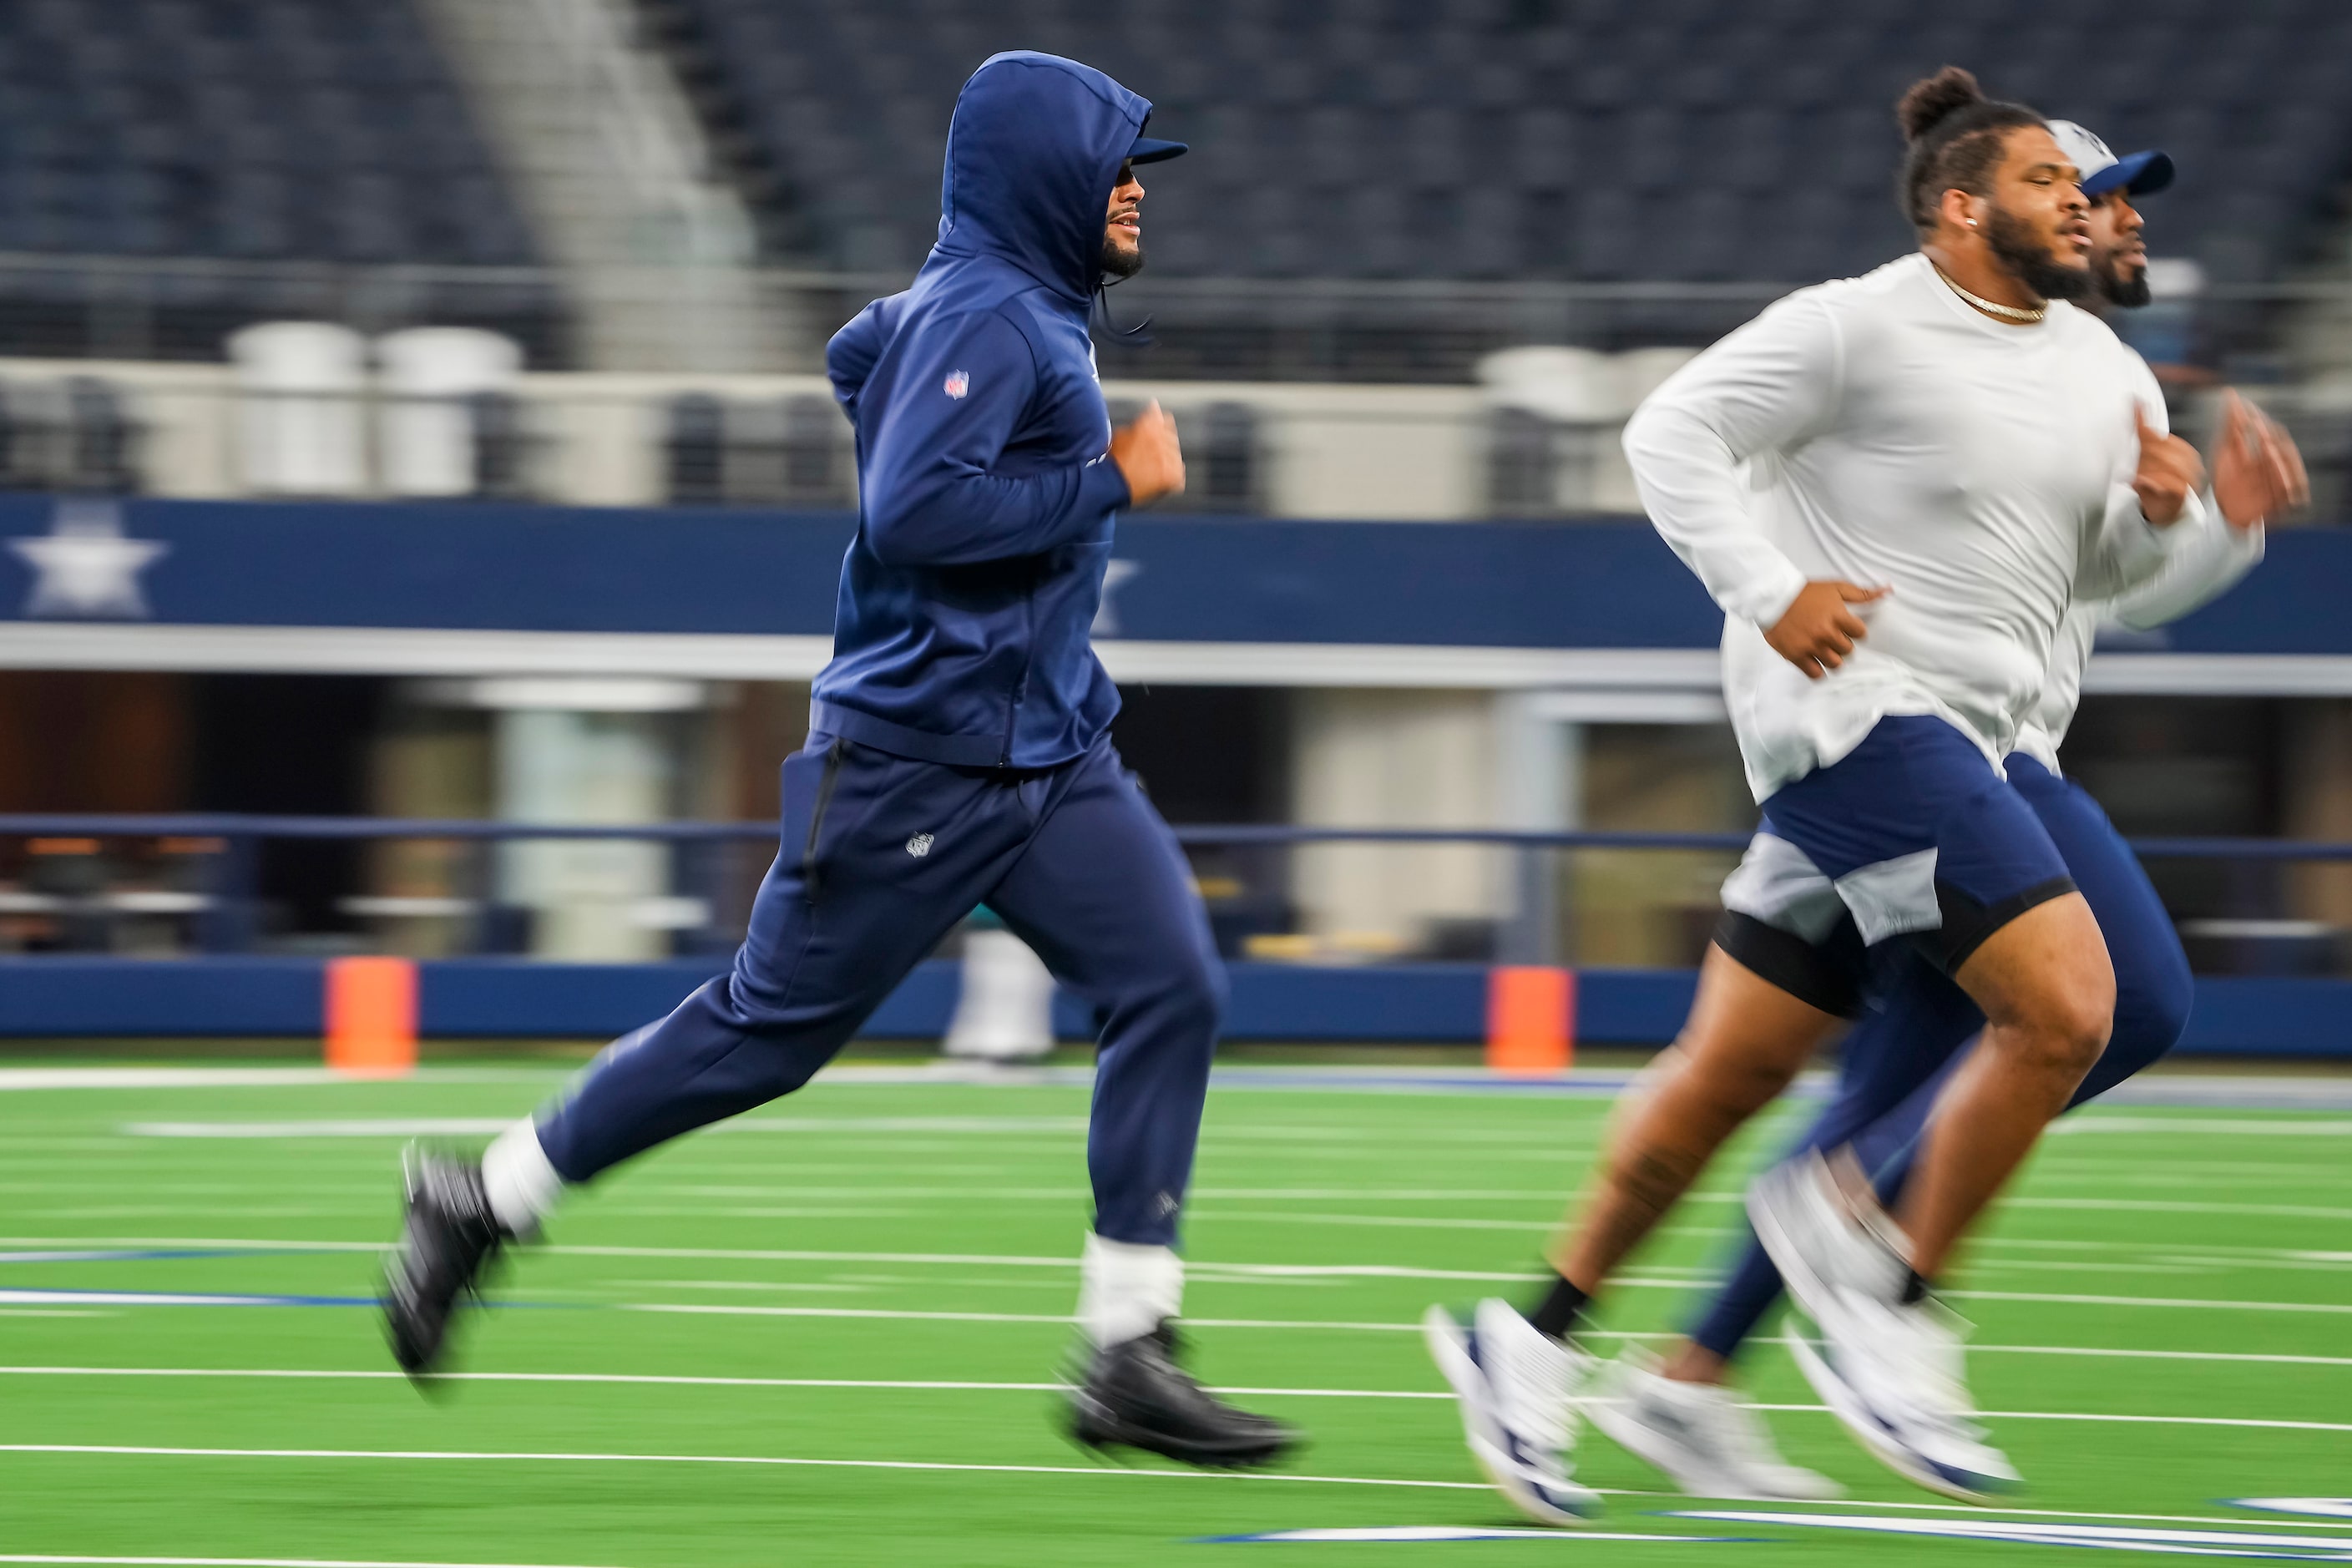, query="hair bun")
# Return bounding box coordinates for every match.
[1897,66,1985,142]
